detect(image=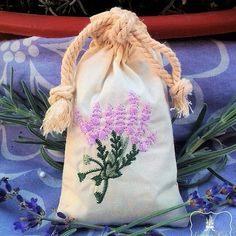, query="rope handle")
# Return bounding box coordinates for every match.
[42,7,192,135]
